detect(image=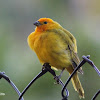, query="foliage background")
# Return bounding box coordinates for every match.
[0,0,100,100]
